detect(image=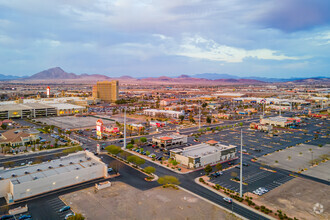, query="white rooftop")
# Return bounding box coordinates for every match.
[172,143,236,158]
[0,151,103,185]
